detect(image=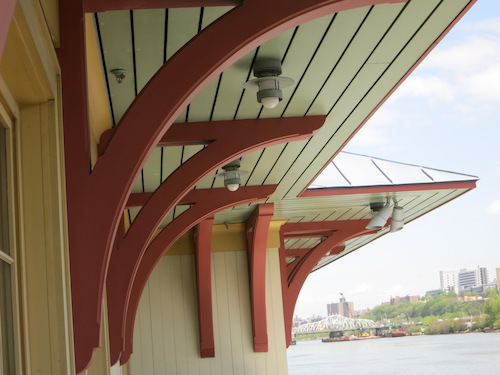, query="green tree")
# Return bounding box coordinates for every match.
[484,295,500,328]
